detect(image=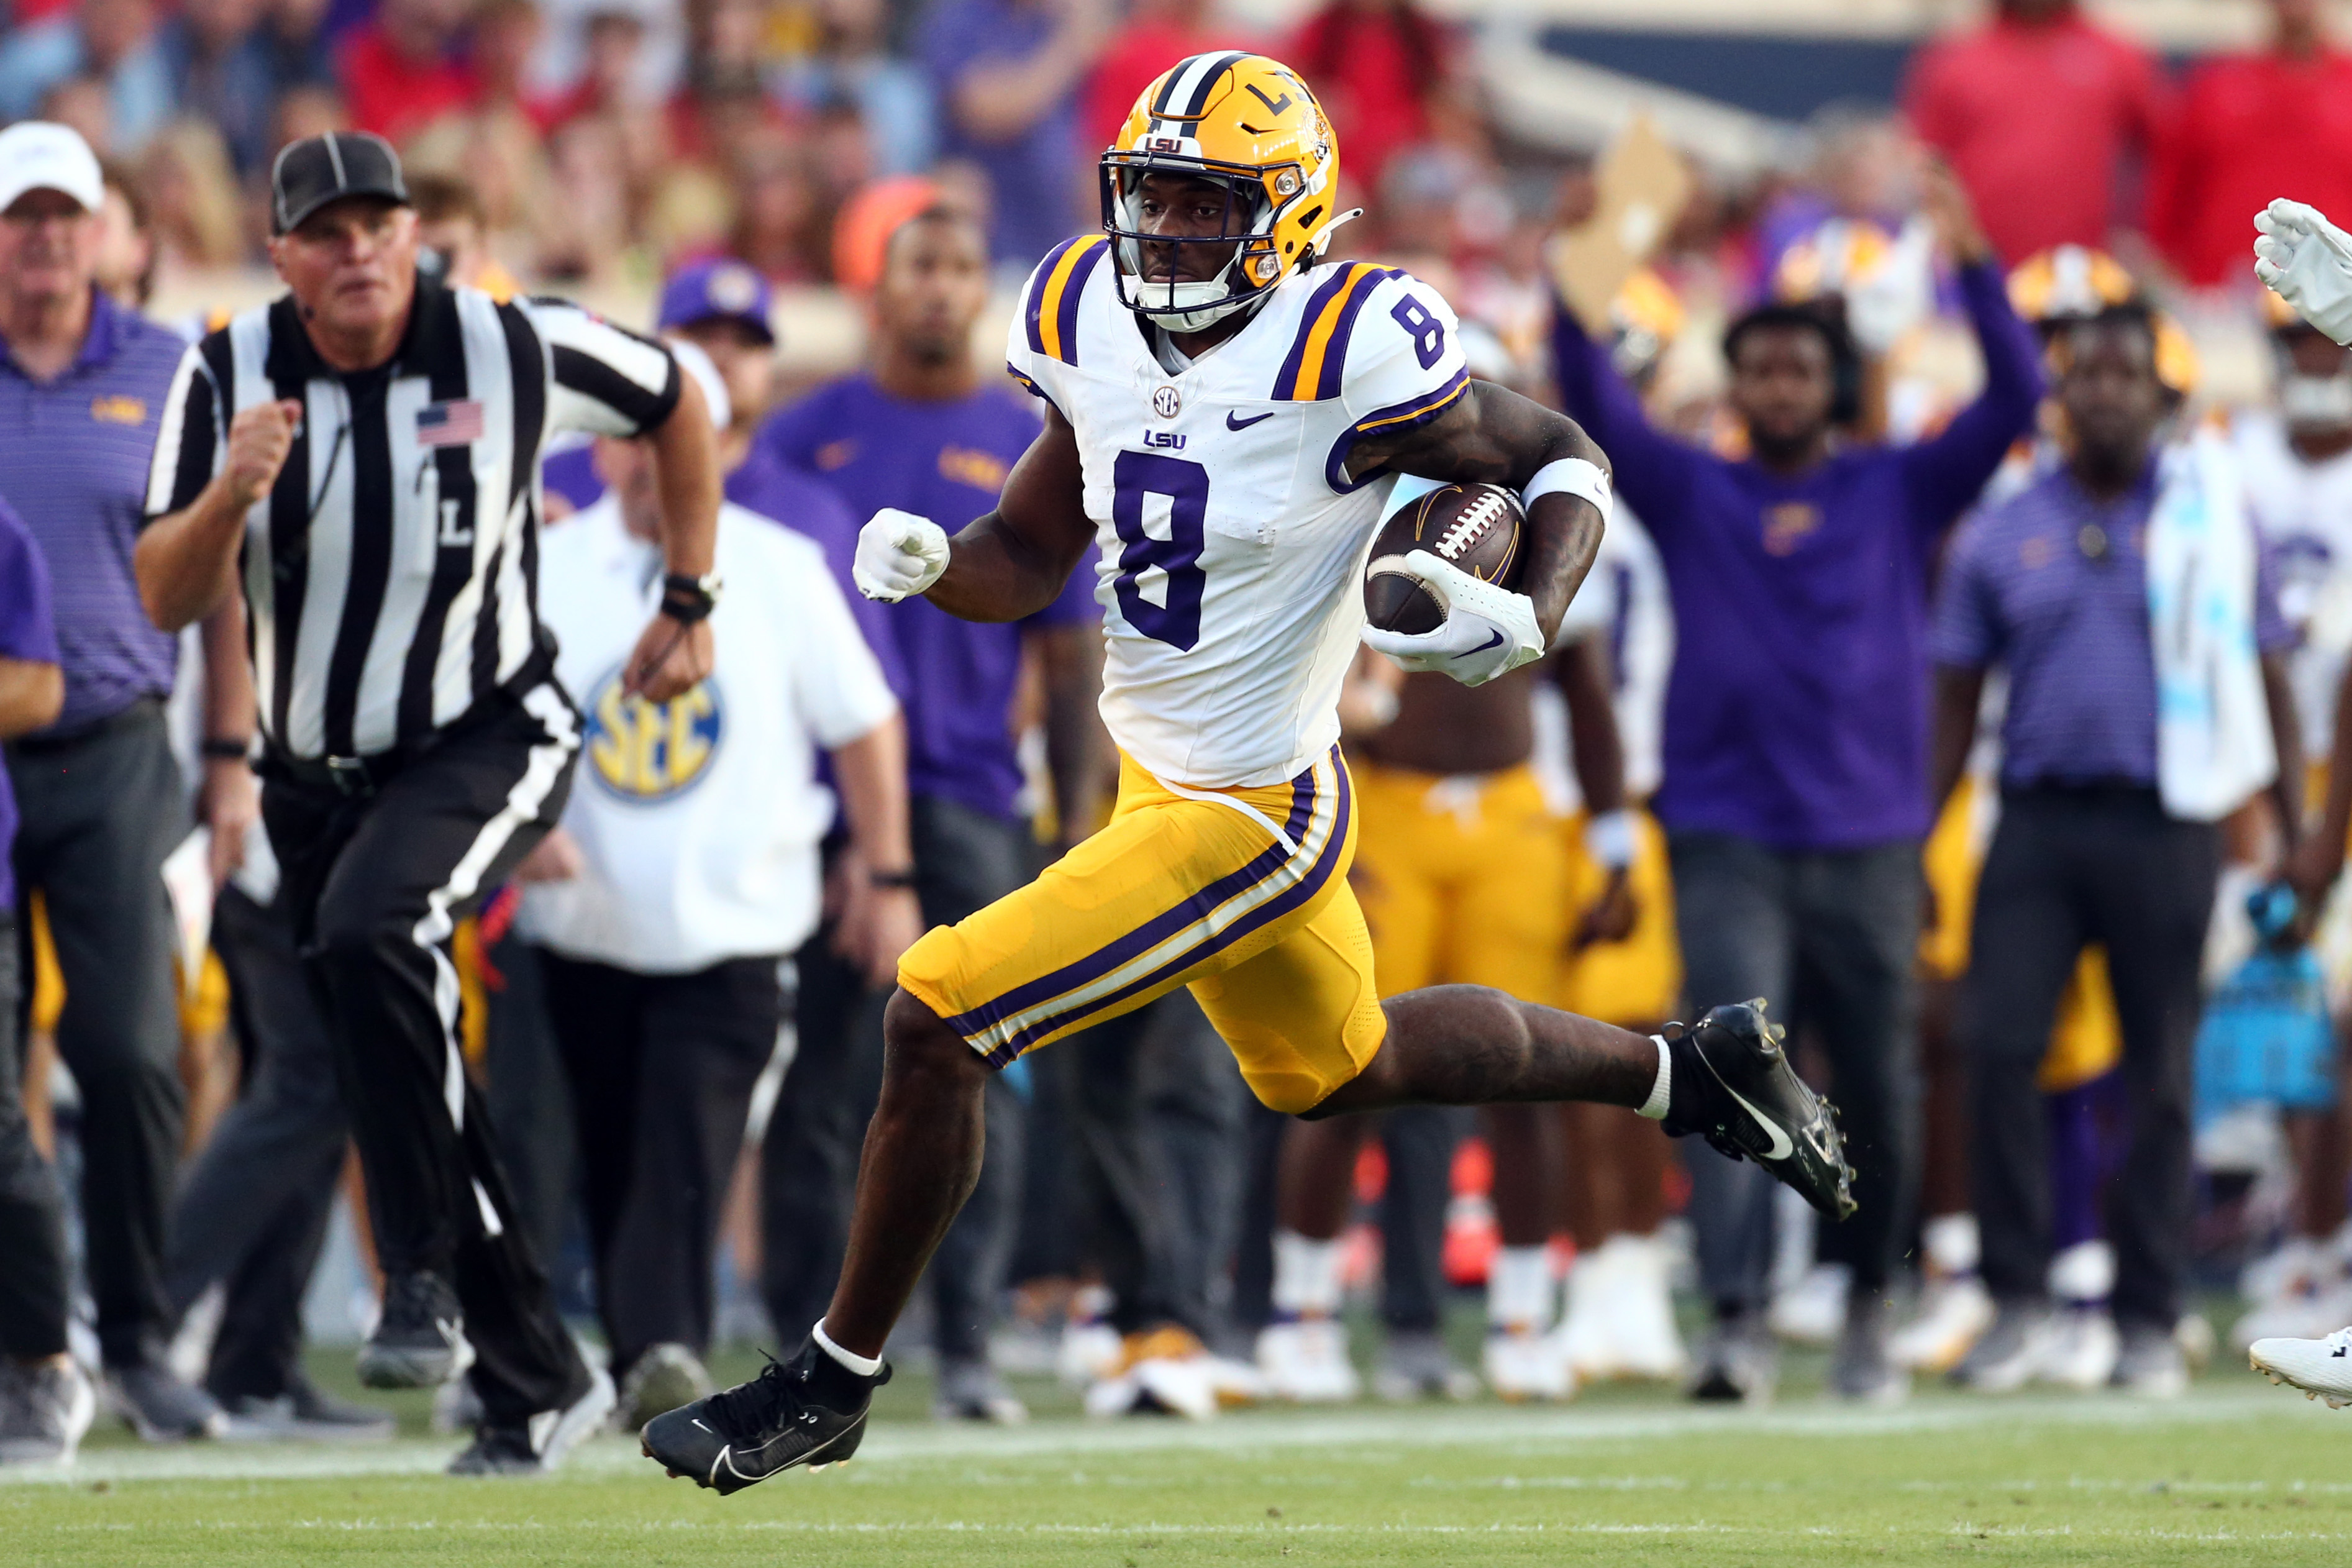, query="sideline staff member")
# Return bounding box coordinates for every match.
[132,132,722,1475]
